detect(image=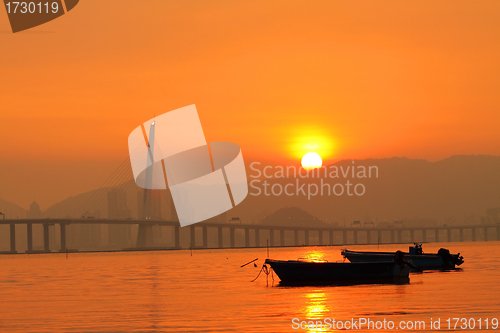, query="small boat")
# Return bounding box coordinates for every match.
[342,244,464,270]
[265,255,410,285]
